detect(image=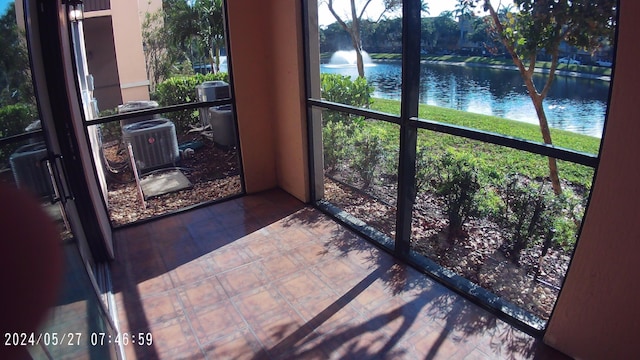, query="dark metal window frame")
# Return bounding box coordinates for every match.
[302,0,605,336]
